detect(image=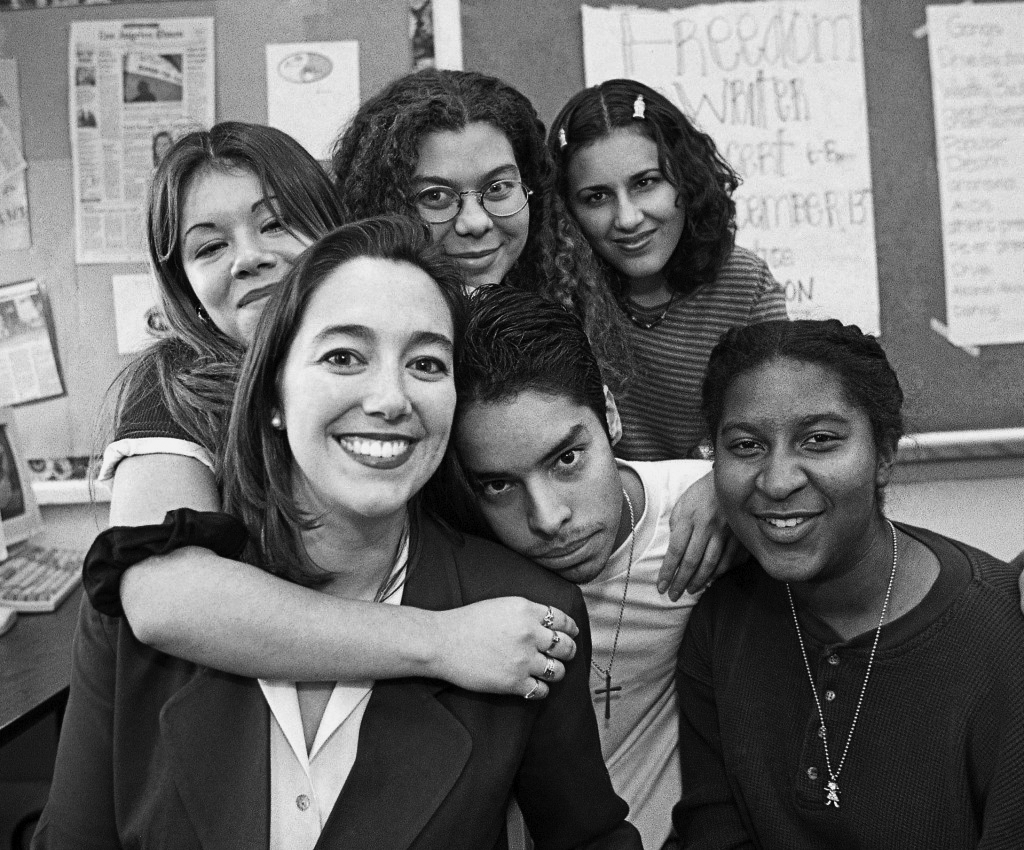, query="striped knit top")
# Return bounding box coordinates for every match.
[614,245,788,461]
